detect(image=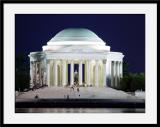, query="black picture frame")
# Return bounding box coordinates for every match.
[0,0,158,125]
